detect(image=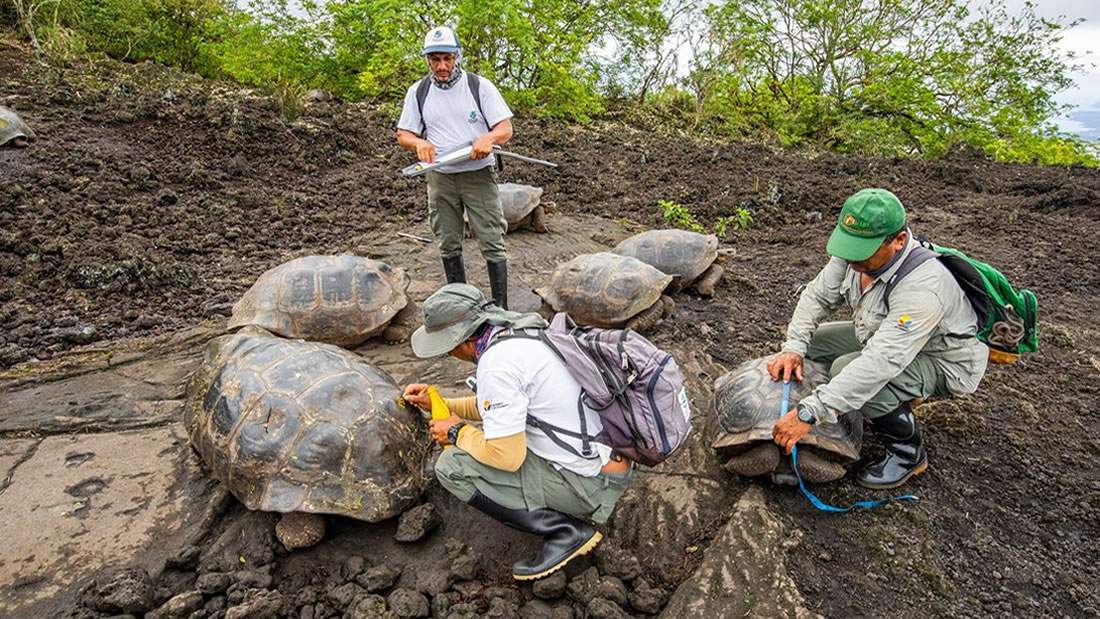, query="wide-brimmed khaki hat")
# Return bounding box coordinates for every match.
[410,284,491,358]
